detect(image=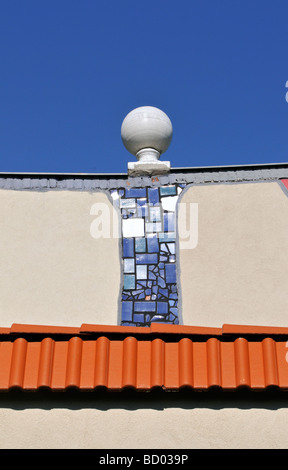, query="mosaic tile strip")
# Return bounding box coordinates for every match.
[110,184,187,326]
